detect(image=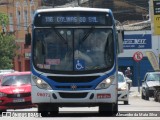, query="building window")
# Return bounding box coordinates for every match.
[30,0,35,23]
[24,10,28,30]
[30,9,35,22]
[9,13,14,32]
[1,23,6,33]
[17,11,21,30]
